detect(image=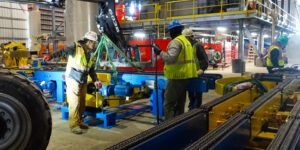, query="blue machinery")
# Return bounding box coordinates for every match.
[25,70,222,128]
